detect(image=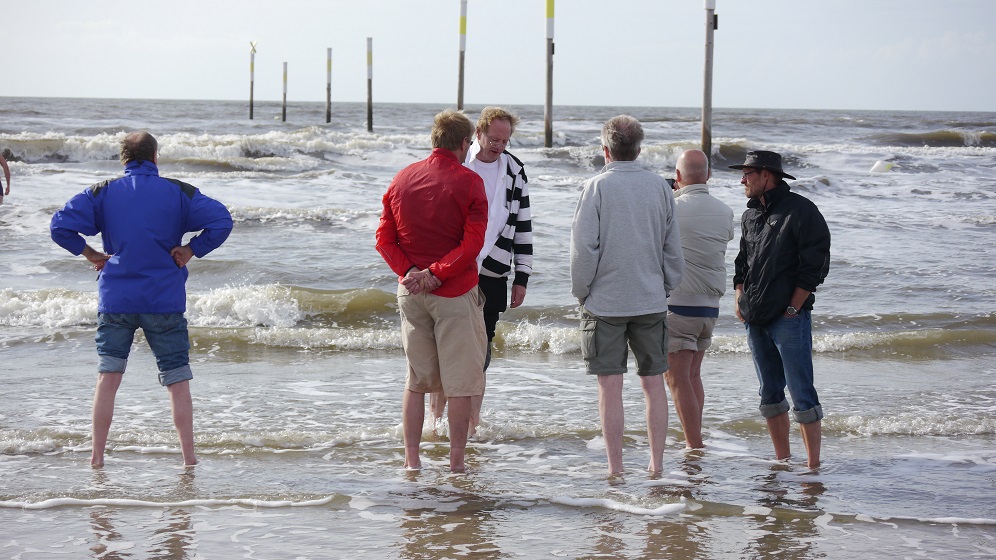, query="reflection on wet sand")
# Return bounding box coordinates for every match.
[87,468,198,559]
